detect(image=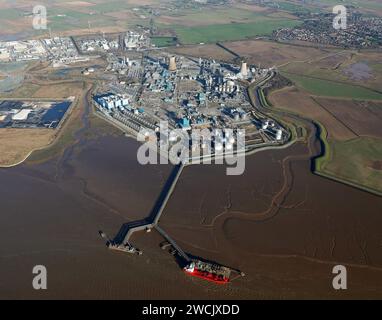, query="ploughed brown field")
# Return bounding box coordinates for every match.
[269,84,382,195]
[169,44,236,63]
[313,51,353,70]
[278,50,382,93]
[268,86,357,141]
[370,160,382,171]
[221,40,338,68]
[313,98,382,139]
